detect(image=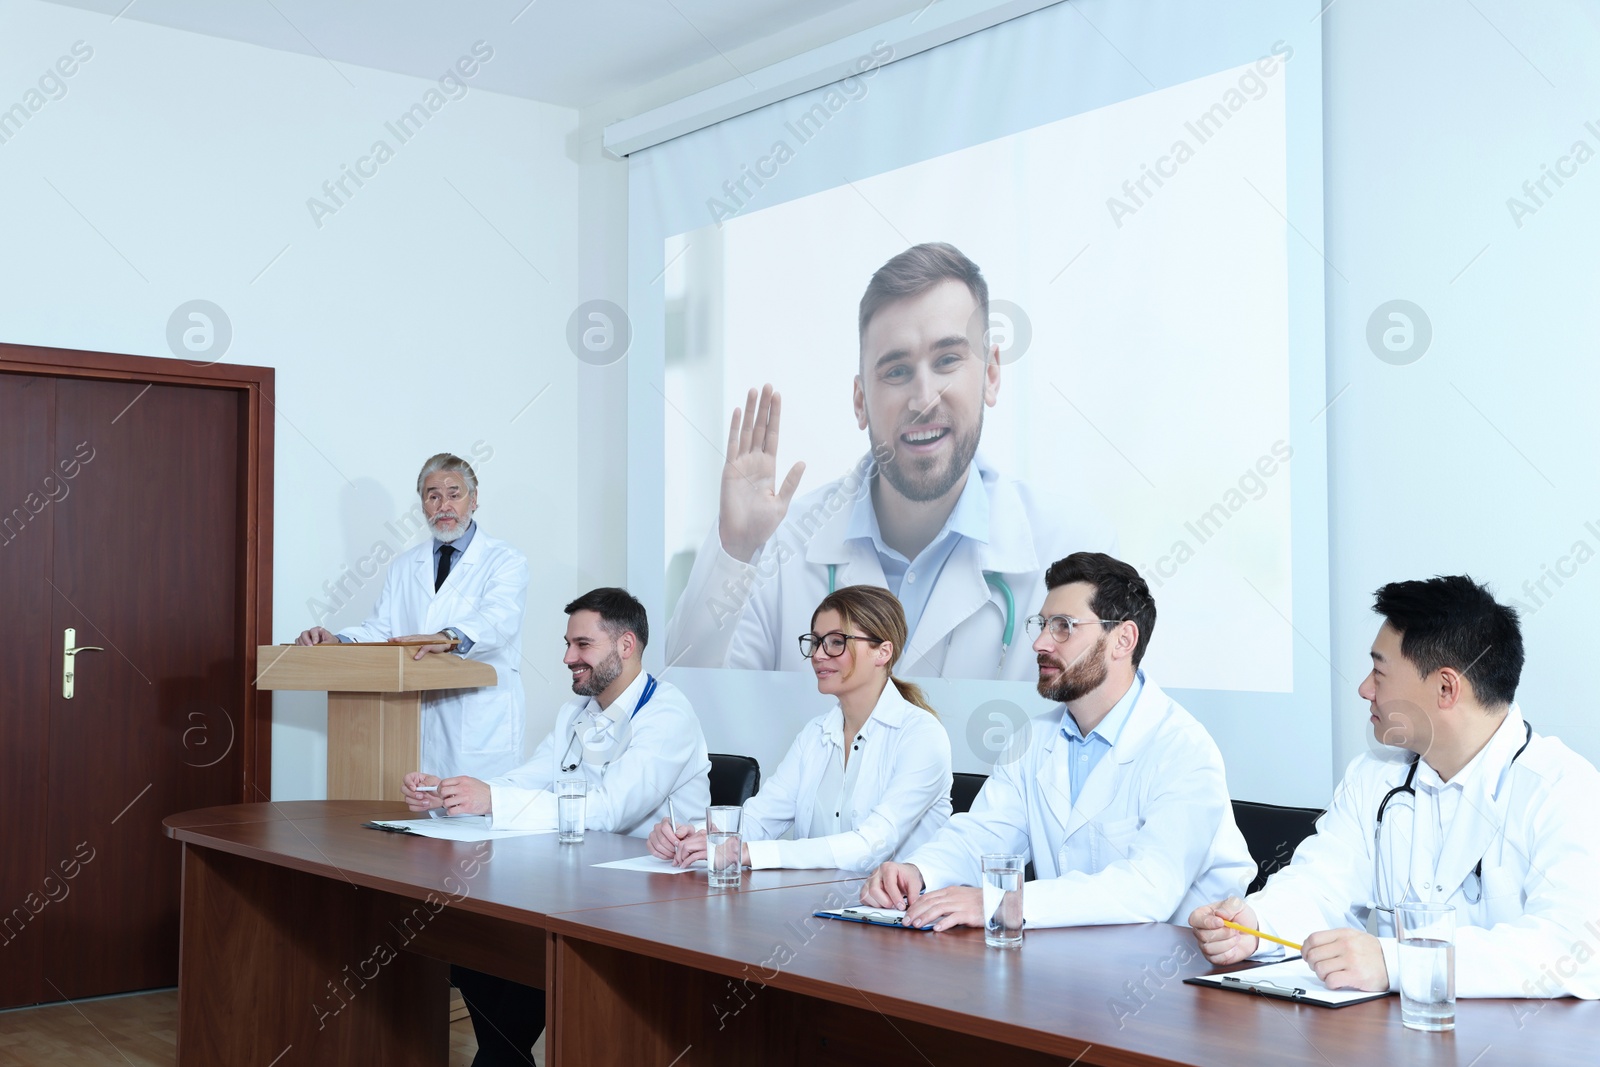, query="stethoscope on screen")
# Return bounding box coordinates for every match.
[826,564,1016,667]
[1371,719,1532,914]
[560,673,657,773]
